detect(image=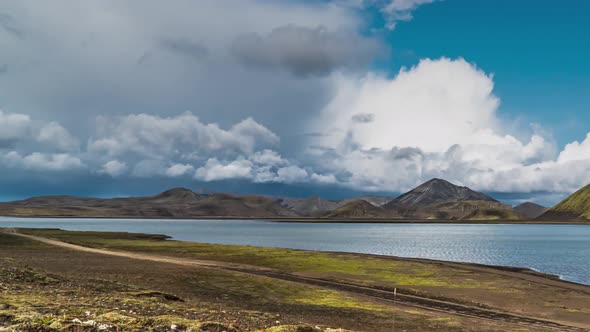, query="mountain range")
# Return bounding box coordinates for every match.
[2,178,576,221]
